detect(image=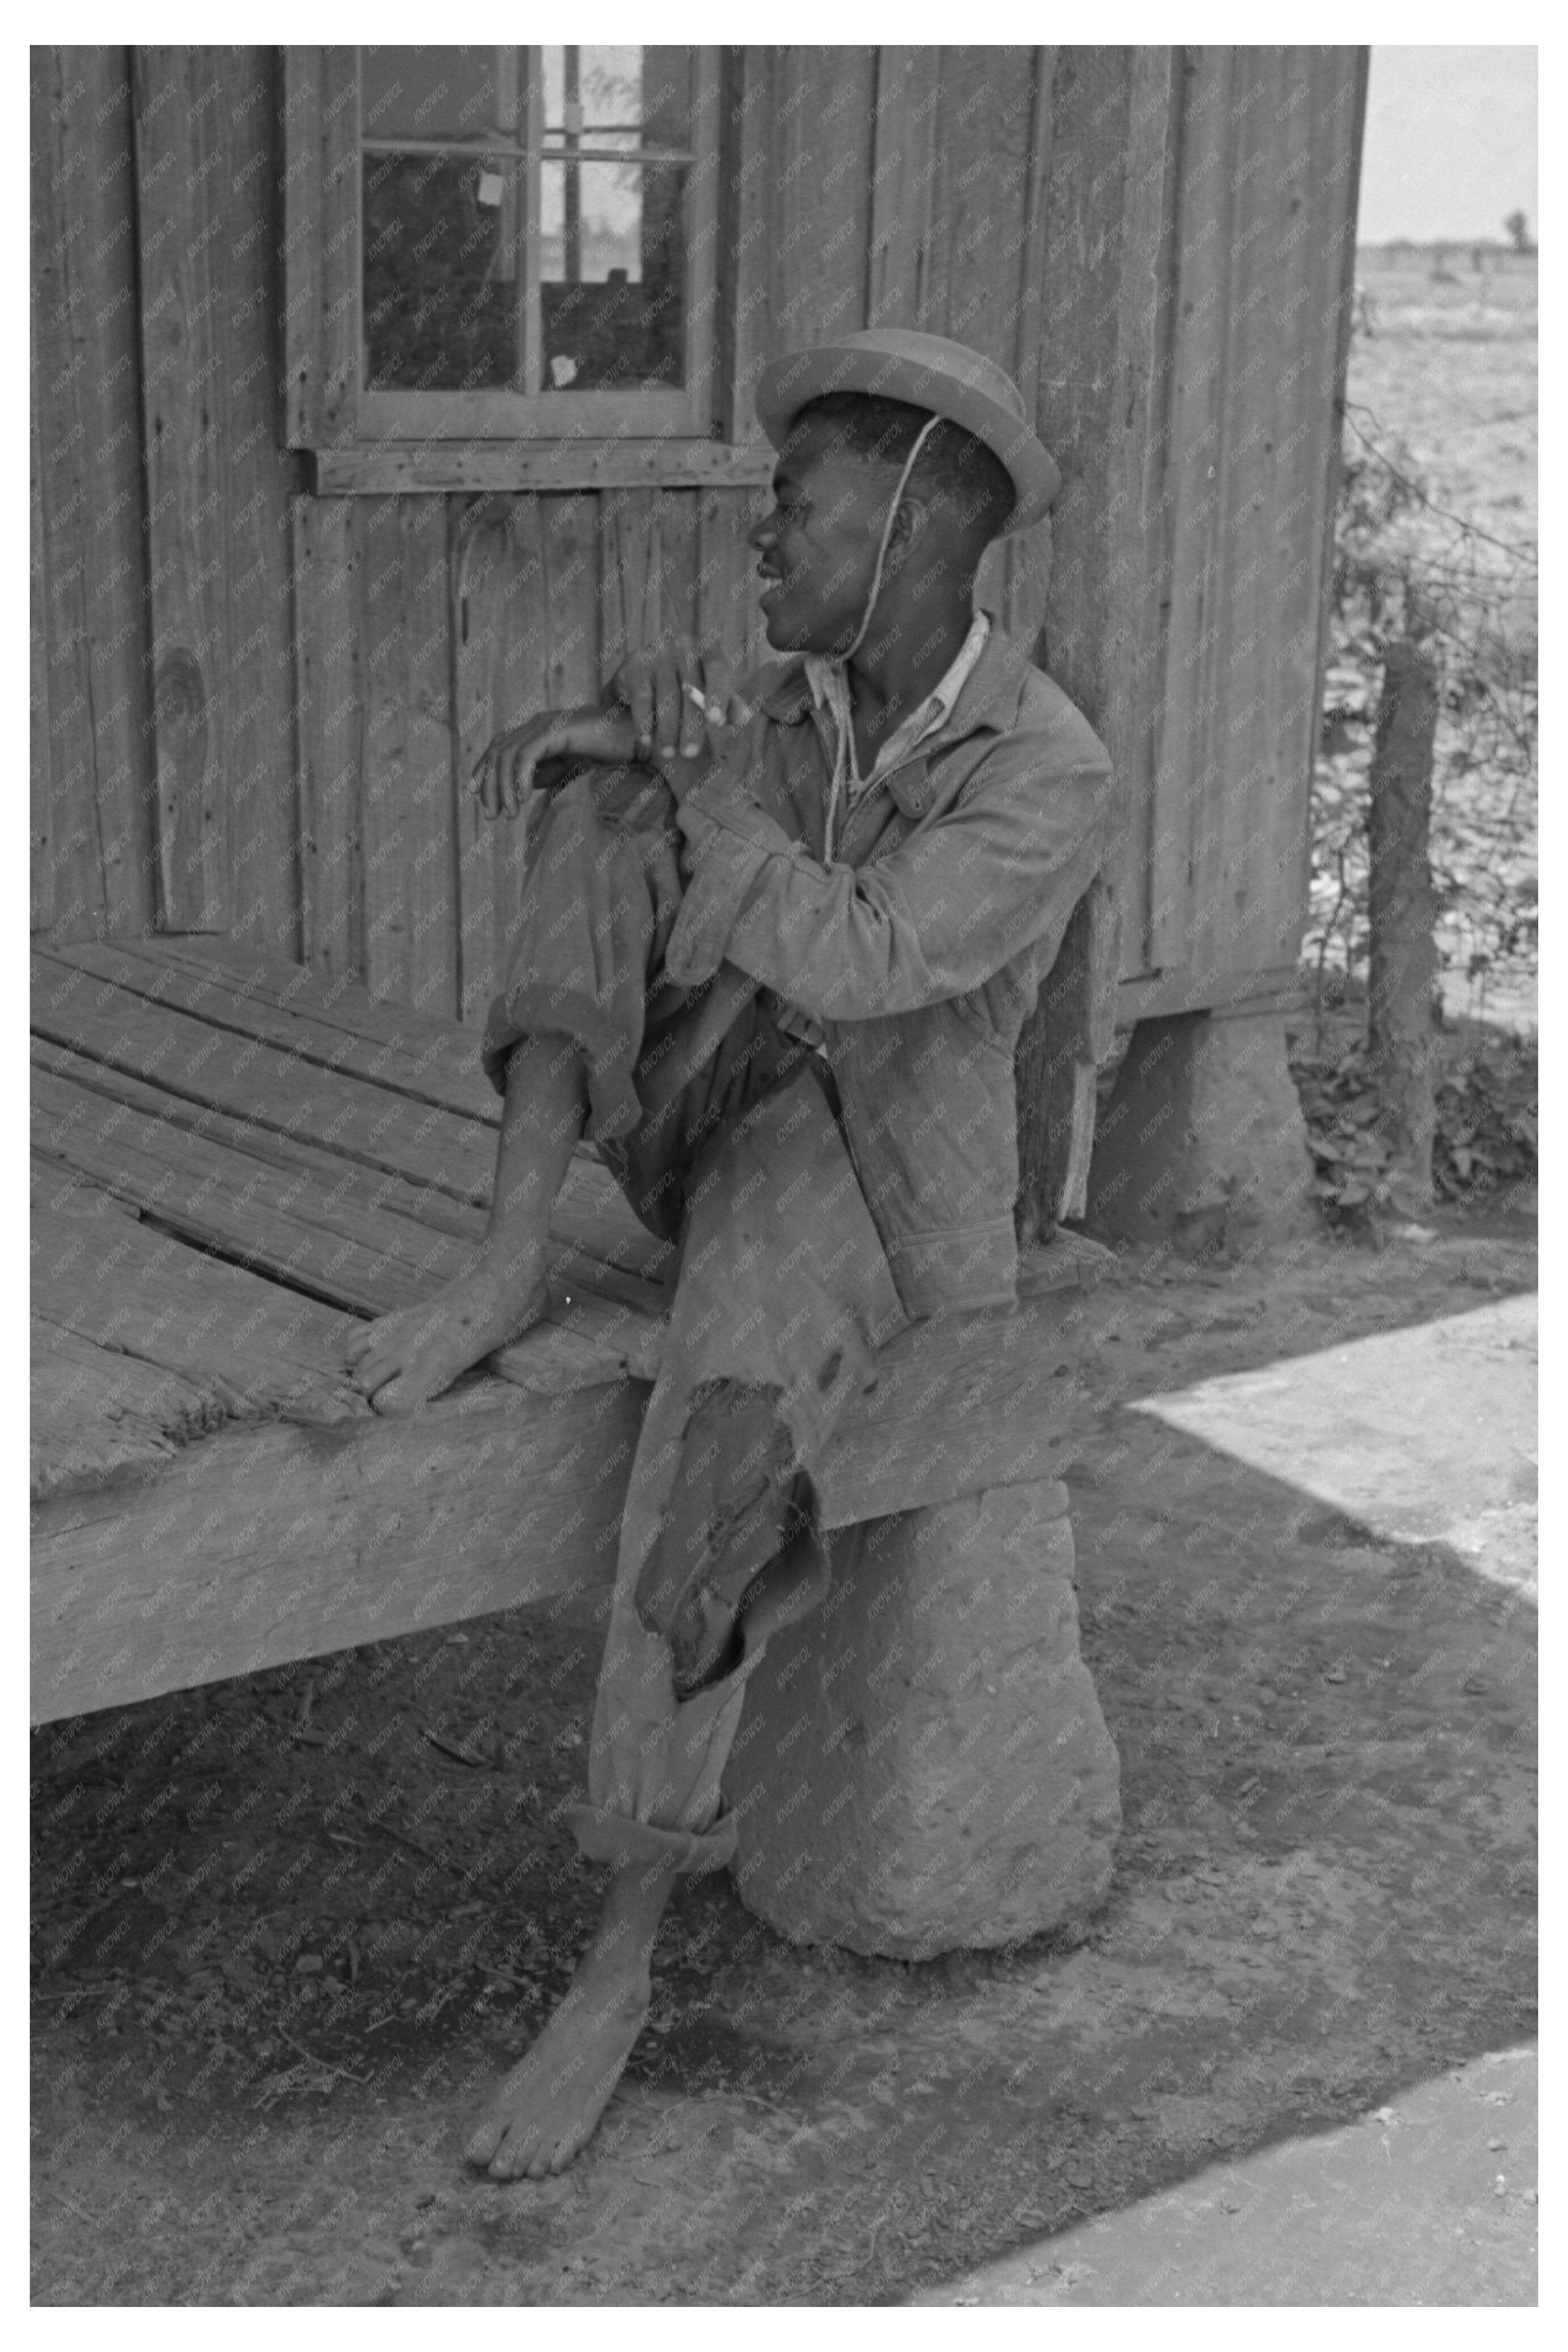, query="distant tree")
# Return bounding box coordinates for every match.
[1504,209,1535,254]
